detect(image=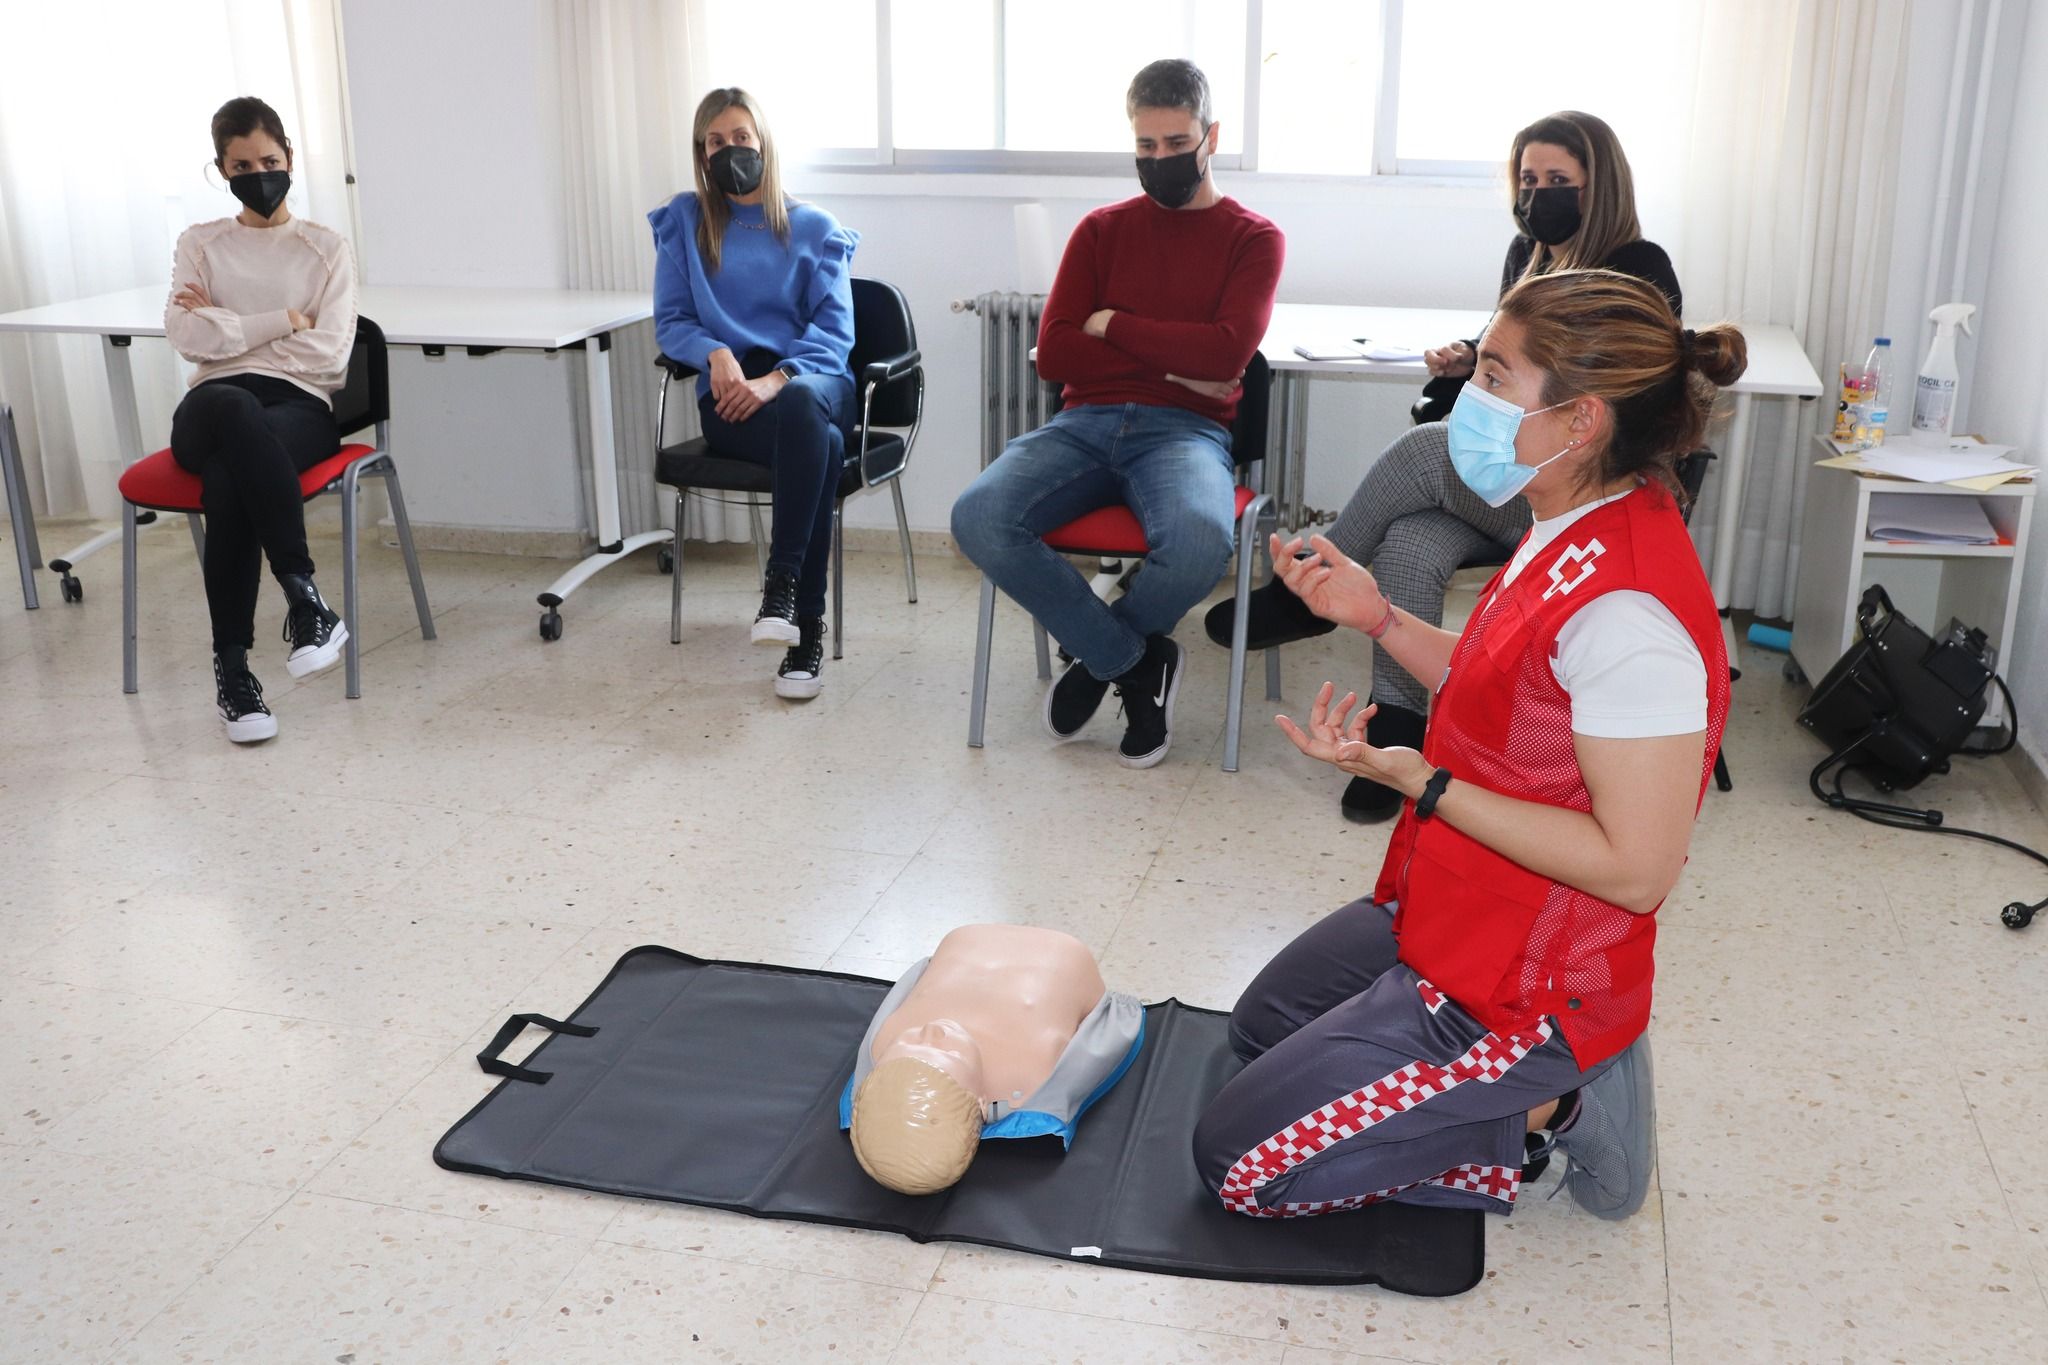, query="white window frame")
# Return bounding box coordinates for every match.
[791,0,1492,181]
